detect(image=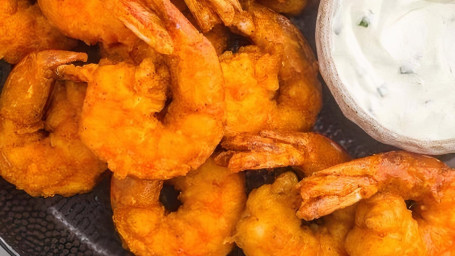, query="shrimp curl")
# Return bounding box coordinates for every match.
[0,51,106,197]
[58,0,225,180]
[298,151,455,255]
[111,158,246,256]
